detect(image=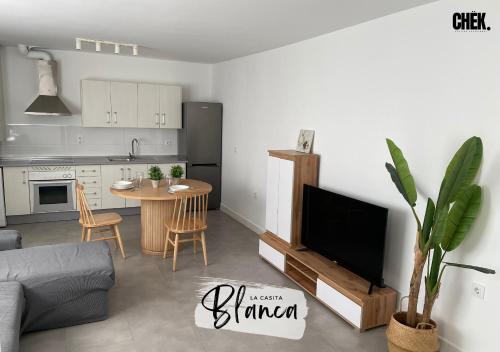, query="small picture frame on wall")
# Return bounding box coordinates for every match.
[296,129,314,153]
